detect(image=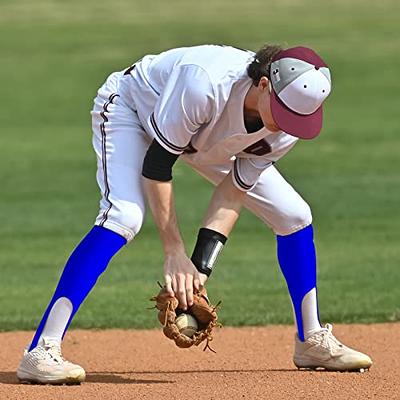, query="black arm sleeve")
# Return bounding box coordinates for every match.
[142,139,180,182]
